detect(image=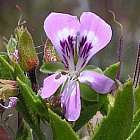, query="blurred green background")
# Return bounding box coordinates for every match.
[0,0,139,80]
